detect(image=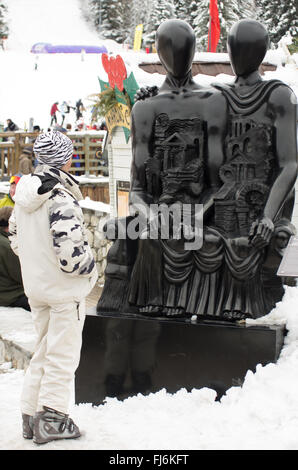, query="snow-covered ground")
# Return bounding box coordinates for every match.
[1,0,298,452]
[1,285,298,450]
